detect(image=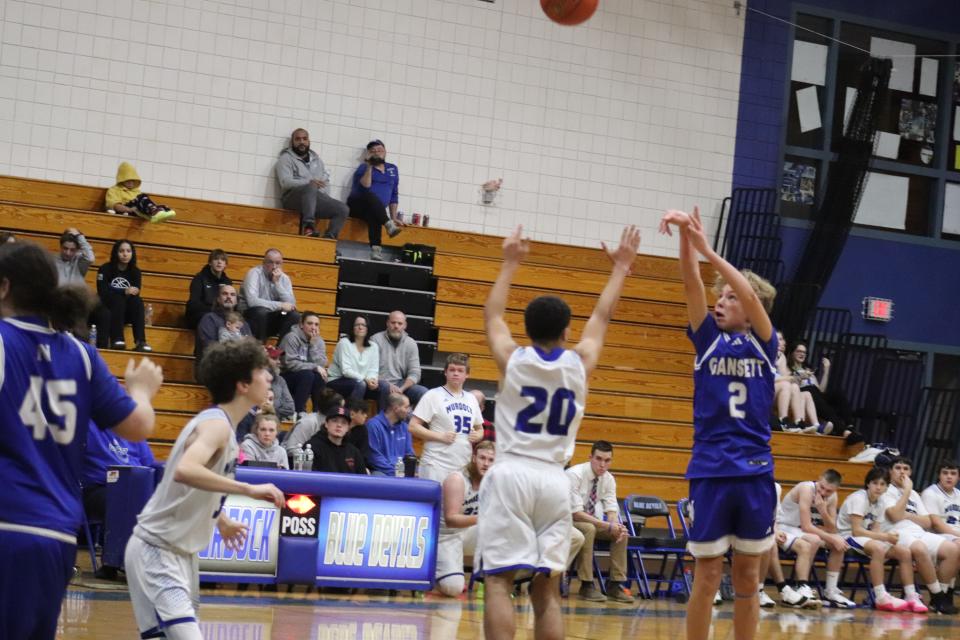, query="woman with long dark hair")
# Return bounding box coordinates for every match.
[97,239,150,351]
[0,240,162,639]
[326,314,390,406]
